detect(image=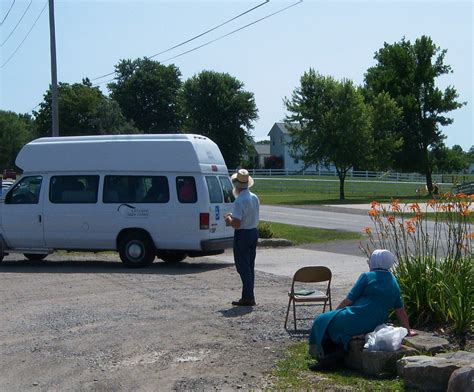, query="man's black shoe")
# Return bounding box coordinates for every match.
[231,298,256,306]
